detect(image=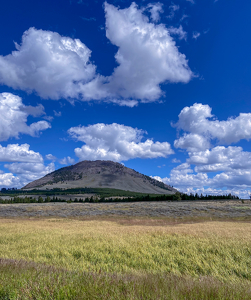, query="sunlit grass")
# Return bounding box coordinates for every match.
[0,218,251,282]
